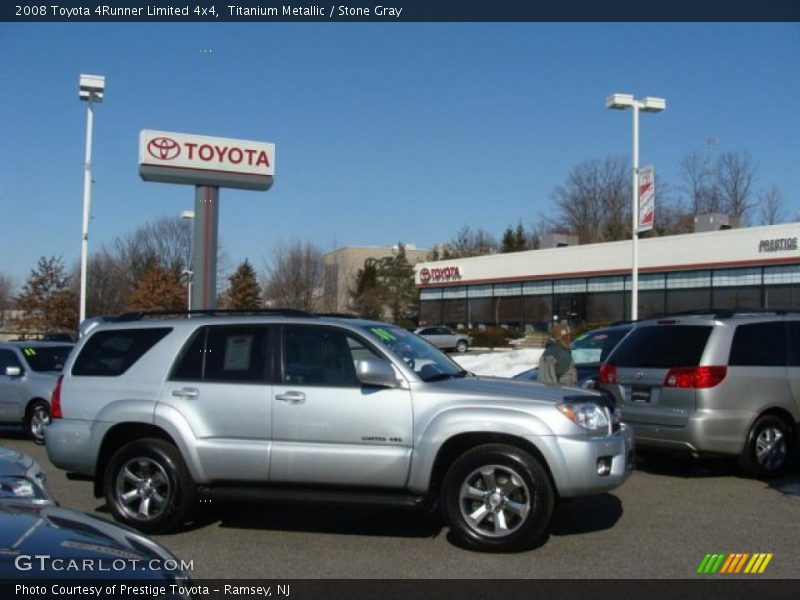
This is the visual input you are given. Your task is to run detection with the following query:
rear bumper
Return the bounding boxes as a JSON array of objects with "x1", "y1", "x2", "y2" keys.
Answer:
[
  {"x1": 530, "y1": 423, "x2": 634, "y2": 498},
  {"x1": 624, "y1": 409, "x2": 752, "y2": 456},
  {"x1": 44, "y1": 419, "x2": 101, "y2": 476}
]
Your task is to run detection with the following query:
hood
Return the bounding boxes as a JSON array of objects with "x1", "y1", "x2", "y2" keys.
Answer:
[
  {"x1": 426, "y1": 374, "x2": 601, "y2": 406},
  {"x1": 0, "y1": 502, "x2": 181, "y2": 580}
]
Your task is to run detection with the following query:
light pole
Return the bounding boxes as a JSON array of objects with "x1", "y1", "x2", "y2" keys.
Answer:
[
  {"x1": 180, "y1": 210, "x2": 195, "y2": 311},
  {"x1": 606, "y1": 93, "x2": 665, "y2": 321},
  {"x1": 78, "y1": 74, "x2": 105, "y2": 324}
]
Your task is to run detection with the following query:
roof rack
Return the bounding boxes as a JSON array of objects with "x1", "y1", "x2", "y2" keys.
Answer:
[
  {"x1": 645, "y1": 308, "x2": 800, "y2": 321},
  {"x1": 112, "y1": 308, "x2": 313, "y2": 322},
  {"x1": 314, "y1": 312, "x2": 361, "y2": 319}
]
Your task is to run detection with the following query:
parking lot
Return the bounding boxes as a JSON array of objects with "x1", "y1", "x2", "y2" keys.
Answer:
[{"x1": 3, "y1": 429, "x2": 799, "y2": 579}]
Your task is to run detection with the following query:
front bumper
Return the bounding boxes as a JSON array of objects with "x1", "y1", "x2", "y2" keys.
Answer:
[{"x1": 531, "y1": 423, "x2": 635, "y2": 498}]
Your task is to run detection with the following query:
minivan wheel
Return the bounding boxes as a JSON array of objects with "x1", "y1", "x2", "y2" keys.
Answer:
[
  {"x1": 455, "y1": 340, "x2": 469, "y2": 353},
  {"x1": 104, "y1": 439, "x2": 196, "y2": 534},
  {"x1": 24, "y1": 400, "x2": 50, "y2": 445},
  {"x1": 441, "y1": 444, "x2": 554, "y2": 552},
  {"x1": 739, "y1": 415, "x2": 793, "y2": 479}
]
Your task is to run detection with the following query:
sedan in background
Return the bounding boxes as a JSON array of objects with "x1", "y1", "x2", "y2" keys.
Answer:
[
  {"x1": 0, "y1": 445, "x2": 54, "y2": 504},
  {"x1": 414, "y1": 326, "x2": 471, "y2": 353},
  {"x1": 0, "y1": 341, "x2": 73, "y2": 443},
  {"x1": 514, "y1": 324, "x2": 634, "y2": 388}
]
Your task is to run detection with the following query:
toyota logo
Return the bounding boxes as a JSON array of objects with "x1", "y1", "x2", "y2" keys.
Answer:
[
  {"x1": 419, "y1": 268, "x2": 431, "y2": 283},
  {"x1": 147, "y1": 137, "x2": 181, "y2": 161}
]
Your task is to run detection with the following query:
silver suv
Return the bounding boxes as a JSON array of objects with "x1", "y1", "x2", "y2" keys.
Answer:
[
  {"x1": 46, "y1": 310, "x2": 632, "y2": 552},
  {"x1": 599, "y1": 312, "x2": 800, "y2": 478},
  {"x1": 0, "y1": 341, "x2": 73, "y2": 443}
]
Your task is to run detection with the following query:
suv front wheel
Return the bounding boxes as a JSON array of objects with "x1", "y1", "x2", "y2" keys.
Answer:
[
  {"x1": 441, "y1": 443, "x2": 554, "y2": 552},
  {"x1": 739, "y1": 414, "x2": 794, "y2": 479},
  {"x1": 103, "y1": 438, "x2": 196, "y2": 534}
]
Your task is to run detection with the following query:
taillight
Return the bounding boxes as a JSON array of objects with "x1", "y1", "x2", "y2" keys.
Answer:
[
  {"x1": 598, "y1": 363, "x2": 619, "y2": 385},
  {"x1": 51, "y1": 375, "x2": 63, "y2": 419},
  {"x1": 664, "y1": 366, "x2": 727, "y2": 389}
]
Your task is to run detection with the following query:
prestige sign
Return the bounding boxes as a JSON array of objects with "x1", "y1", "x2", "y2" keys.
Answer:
[
  {"x1": 758, "y1": 237, "x2": 798, "y2": 253},
  {"x1": 139, "y1": 130, "x2": 275, "y2": 191}
]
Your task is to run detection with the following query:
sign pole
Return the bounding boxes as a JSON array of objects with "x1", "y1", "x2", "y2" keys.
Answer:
[{"x1": 192, "y1": 186, "x2": 219, "y2": 311}]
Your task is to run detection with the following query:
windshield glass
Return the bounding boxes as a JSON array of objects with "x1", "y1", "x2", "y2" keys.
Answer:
[
  {"x1": 20, "y1": 346, "x2": 72, "y2": 372},
  {"x1": 361, "y1": 325, "x2": 466, "y2": 382},
  {"x1": 571, "y1": 329, "x2": 629, "y2": 367}
]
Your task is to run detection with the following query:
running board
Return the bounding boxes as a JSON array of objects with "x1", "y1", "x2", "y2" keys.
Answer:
[{"x1": 198, "y1": 484, "x2": 430, "y2": 510}]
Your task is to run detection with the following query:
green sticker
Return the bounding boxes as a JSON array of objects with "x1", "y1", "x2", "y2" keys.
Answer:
[
  {"x1": 24, "y1": 348, "x2": 37, "y2": 356},
  {"x1": 370, "y1": 327, "x2": 397, "y2": 342}
]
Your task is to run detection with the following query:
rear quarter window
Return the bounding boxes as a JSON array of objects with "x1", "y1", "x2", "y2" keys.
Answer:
[
  {"x1": 607, "y1": 325, "x2": 712, "y2": 368},
  {"x1": 72, "y1": 328, "x2": 172, "y2": 376},
  {"x1": 729, "y1": 322, "x2": 786, "y2": 367}
]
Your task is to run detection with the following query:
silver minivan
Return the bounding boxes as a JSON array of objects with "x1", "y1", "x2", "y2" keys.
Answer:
[{"x1": 599, "y1": 312, "x2": 800, "y2": 478}]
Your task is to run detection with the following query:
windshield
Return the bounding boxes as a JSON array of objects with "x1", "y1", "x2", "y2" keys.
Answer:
[
  {"x1": 570, "y1": 329, "x2": 630, "y2": 367},
  {"x1": 20, "y1": 346, "x2": 72, "y2": 372},
  {"x1": 361, "y1": 325, "x2": 467, "y2": 382}
]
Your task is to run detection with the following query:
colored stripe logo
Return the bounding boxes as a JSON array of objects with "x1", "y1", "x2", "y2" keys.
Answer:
[{"x1": 697, "y1": 553, "x2": 773, "y2": 574}]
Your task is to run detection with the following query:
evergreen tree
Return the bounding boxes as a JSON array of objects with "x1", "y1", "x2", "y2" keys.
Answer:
[
  {"x1": 376, "y1": 244, "x2": 418, "y2": 325},
  {"x1": 349, "y1": 260, "x2": 384, "y2": 320},
  {"x1": 222, "y1": 260, "x2": 262, "y2": 309},
  {"x1": 501, "y1": 220, "x2": 529, "y2": 253},
  {"x1": 125, "y1": 258, "x2": 186, "y2": 313},
  {"x1": 13, "y1": 256, "x2": 78, "y2": 337}
]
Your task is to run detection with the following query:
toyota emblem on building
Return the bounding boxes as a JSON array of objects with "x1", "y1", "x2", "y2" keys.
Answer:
[
  {"x1": 147, "y1": 137, "x2": 181, "y2": 160},
  {"x1": 420, "y1": 268, "x2": 431, "y2": 283}
]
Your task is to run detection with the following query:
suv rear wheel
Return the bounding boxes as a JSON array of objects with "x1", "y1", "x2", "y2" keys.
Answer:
[
  {"x1": 739, "y1": 414, "x2": 793, "y2": 479},
  {"x1": 103, "y1": 438, "x2": 196, "y2": 534},
  {"x1": 441, "y1": 443, "x2": 554, "y2": 552}
]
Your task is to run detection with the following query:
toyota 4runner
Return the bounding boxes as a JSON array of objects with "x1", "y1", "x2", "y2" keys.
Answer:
[{"x1": 46, "y1": 310, "x2": 633, "y2": 552}]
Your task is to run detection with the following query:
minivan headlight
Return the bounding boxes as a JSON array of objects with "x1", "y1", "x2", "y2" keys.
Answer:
[{"x1": 556, "y1": 402, "x2": 610, "y2": 432}]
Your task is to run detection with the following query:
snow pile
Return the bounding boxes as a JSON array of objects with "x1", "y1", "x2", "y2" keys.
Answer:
[{"x1": 451, "y1": 348, "x2": 544, "y2": 378}]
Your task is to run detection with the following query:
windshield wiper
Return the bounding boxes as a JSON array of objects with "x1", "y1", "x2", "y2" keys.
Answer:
[{"x1": 423, "y1": 370, "x2": 471, "y2": 382}]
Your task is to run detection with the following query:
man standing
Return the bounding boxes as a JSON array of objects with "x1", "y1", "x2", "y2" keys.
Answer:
[{"x1": 537, "y1": 323, "x2": 577, "y2": 386}]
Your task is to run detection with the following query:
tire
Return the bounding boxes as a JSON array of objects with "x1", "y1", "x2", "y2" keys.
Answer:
[
  {"x1": 24, "y1": 400, "x2": 50, "y2": 445},
  {"x1": 103, "y1": 438, "x2": 196, "y2": 534},
  {"x1": 455, "y1": 340, "x2": 468, "y2": 353},
  {"x1": 739, "y1": 414, "x2": 794, "y2": 479},
  {"x1": 441, "y1": 443, "x2": 554, "y2": 552}
]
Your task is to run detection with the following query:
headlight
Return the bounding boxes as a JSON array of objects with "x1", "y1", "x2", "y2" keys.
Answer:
[
  {"x1": 0, "y1": 476, "x2": 40, "y2": 499},
  {"x1": 557, "y1": 401, "x2": 610, "y2": 432}
]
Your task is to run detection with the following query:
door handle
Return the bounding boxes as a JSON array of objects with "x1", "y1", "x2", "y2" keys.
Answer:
[
  {"x1": 172, "y1": 387, "x2": 199, "y2": 399},
  {"x1": 275, "y1": 391, "x2": 305, "y2": 404}
]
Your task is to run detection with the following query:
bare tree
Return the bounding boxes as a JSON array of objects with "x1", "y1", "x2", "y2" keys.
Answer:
[
  {"x1": 551, "y1": 157, "x2": 628, "y2": 244},
  {"x1": 716, "y1": 151, "x2": 758, "y2": 226},
  {"x1": 0, "y1": 272, "x2": 15, "y2": 330},
  {"x1": 679, "y1": 151, "x2": 720, "y2": 214},
  {"x1": 759, "y1": 185, "x2": 788, "y2": 225},
  {"x1": 263, "y1": 241, "x2": 324, "y2": 311},
  {"x1": 113, "y1": 216, "x2": 192, "y2": 283}
]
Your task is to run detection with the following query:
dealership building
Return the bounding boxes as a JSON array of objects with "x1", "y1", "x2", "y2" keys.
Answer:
[{"x1": 414, "y1": 221, "x2": 800, "y2": 331}]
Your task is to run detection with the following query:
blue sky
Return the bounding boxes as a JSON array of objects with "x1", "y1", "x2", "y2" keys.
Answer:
[{"x1": 1, "y1": 23, "x2": 799, "y2": 286}]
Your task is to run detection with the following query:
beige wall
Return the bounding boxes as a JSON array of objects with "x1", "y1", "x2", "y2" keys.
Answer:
[{"x1": 324, "y1": 246, "x2": 429, "y2": 313}]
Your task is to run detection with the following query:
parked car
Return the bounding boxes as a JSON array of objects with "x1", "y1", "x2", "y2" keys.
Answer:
[
  {"x1": 0, "y1": 445, "x2": 54, "y2": 504},
  {"x1": 414, "y1": 326, "x2": 471, "y2": 353},
  {"x1": 599, "y1": 311, "x2": 800, "y2": 478},
  {"x1": 0, "y1": 341, "x2": 73, "y2": 443},
  {"x1": 514, "y1": 324, "x2": 634, "y2": 388},
  {"x1": 46, "y1": 310, "x2": 633, "y2": 552}
]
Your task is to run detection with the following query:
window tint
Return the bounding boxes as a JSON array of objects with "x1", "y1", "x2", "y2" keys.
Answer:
[
  {"x1": 729, "y1": 322, "x2": 786, "y2": 367},
  {"x1": 283, "y1": 326, "x2": 375, "y2": 387},
  {"x1": 171, "y1": 329, "x2": 206, "y2": 381},
  {"x1": 72, "y1": 328, "x2": 171, "y2": 376},
  {"x1": 20, "y1": 346, "x2": 72, "y2": 372},
  {"x1": 608, "y1": 325, "x2": 712, "y2": 368},
  {"x1": 204, "y1": 326, "x2": 269, "y2": 383},
  {"x1": 0, "y1": 349, "x2": 22, "y2": 373},
  {"x1": 788, "y1": 322, "x2": 800, "y2": 367}
]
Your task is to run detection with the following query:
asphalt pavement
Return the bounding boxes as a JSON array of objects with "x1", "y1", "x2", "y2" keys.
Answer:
[{"x1": 3, "y1": 429, "x2": 799, "y2": 579}]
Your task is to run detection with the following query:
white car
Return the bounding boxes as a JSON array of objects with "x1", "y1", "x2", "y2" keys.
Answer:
[{"x1": 414, "y1": 326, "x2": 470, "y2": 353}]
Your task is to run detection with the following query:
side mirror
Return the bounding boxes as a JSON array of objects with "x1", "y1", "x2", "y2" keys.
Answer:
[
  {"x1": 5, "y1": 366, "x2": 22, "y2": 378},
  {"x1": 356, "y1": 357, "x2": 400, "y2": 388}
]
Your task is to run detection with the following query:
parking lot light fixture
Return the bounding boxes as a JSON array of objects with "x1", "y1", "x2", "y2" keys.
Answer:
[
  {"x1": 606, "y1": 92, "x2": 666, "y2": 320},
  {"x1": 78, "y1": 74, "x2": 105, "y2": 324}
]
